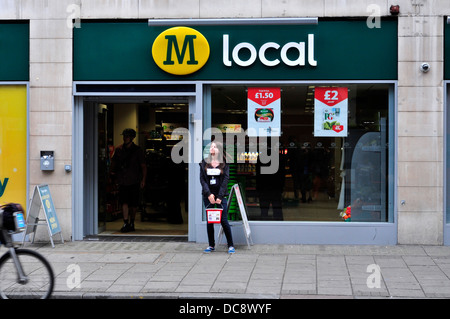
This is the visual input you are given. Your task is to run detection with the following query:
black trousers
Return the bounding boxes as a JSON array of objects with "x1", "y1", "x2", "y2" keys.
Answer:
[{"x1": 204, "y1": 197, "x2": 234, "y2": 248}]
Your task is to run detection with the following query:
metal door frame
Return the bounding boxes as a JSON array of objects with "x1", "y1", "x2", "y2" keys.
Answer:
[{"x1": 72, "y1": 82, "x2": 200, "y2": 241}]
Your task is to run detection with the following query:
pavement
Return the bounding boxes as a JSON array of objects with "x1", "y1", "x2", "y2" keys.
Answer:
[{"x1": 5, "y1": 237, "x2": 450, "y2": 299}]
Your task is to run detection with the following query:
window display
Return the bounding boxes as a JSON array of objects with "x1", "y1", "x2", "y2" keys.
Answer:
[{"x1": 208, "y1": 83, "x2": 393, "y2": 223}]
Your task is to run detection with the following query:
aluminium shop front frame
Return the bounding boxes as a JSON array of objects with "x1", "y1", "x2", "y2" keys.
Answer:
[
  {"x1": 72, "y1": 80, "x2": 398, "y2": 245},
  {"x1": 72, "y1": 18, "x2": 398, "y2": 244},
  {"x1": 72, "y1": 81, "x2": 200, "y2": 241}
]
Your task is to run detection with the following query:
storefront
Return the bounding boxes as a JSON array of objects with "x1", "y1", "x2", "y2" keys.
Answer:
[
  {"x1": 72, "y1": 17, "x2": 398, "y2": 244},
  {"x1": 0, "y1": 21, "x2": 29, "y2": 210}
]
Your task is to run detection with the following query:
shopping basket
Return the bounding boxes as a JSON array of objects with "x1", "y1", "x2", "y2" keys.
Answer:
[{"x1": 206, "y1": 204, "x2": 223, "y2": 224}]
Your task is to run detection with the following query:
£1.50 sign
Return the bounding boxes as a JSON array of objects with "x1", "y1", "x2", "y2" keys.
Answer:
[
  {"x1": 247, "y1": 87, "x2": 281, "y2": 137},
  {"x1": 314, "y1": 87, "x2": 348, "y2": 137}
]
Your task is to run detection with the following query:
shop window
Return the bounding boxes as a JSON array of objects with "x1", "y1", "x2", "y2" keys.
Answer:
[{"x1": 205, "y1": 83, "x2": 394, "y2": 223}]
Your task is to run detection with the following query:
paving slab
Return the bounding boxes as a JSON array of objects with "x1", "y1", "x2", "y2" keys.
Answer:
[{"x1": 3, "y1": 240, "x2": 450, "y2": 299}]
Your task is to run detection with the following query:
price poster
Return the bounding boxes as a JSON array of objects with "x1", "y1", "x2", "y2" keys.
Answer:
[
  {"x1": 247, "y1": 87, "x2": 281, "y2": 137},
  {"x1": 314, "y1": 87, "x2": 348, "y2": 137}
]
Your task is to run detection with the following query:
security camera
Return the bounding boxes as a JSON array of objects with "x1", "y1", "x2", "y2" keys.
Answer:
[{"x1": 420, "y1": 63, "x2": 430, "y2": 73}]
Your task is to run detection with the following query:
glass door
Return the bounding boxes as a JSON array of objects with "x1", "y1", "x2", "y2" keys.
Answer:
[{"x1": 97, "y1": 104, "x2": 109, "y2": 233}]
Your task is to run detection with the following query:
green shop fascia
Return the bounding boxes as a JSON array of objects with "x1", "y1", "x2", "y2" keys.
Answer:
[{"x1": 74, "y1": 18, "x2": 397, "y2": 81}]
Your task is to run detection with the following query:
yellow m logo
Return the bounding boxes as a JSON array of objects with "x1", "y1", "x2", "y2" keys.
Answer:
[{"x1": 152, "y1": 27, "x2": 210, "y2": 75}]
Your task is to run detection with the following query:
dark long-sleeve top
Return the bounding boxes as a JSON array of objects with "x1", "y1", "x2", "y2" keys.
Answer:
[{"x1": 199, "y1": 159, "x2": 229, "y2": 200}]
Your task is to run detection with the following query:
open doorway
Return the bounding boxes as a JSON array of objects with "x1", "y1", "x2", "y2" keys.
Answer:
[{"x1": 96, "y1": 100, "x2": 189, "y2": 236}]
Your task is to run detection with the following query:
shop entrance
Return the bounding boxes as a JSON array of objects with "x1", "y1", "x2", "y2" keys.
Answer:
[{"x1": 84, "y1": 97, "x2": 189, "y2": 238}]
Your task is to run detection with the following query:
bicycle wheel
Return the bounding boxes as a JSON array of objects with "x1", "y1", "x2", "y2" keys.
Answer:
[{"x1": 0, "y1": 248, "x2": 54, "y2": 299}]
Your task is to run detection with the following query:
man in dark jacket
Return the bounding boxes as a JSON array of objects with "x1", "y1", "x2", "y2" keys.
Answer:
[
  {"x1": 256, "y1": 148, "x2": 285, "y2": 221},
  {"x1": 111, "y1": 128, "x2": 147, "y2": 232}
]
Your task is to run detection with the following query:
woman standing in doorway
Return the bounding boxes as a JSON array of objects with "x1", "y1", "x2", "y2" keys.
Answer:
[{"x1": 199, "y1": 141, "x2": 235, "y2": 254}]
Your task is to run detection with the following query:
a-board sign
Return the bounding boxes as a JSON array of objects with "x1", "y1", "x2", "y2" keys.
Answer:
[
  {"x1": 218, "y1": 183, "x2": 253, "y2": 248},
  {"x1": 231, "y1": 184, "x2": 251, "y2": 238},
  {"x1": 23, "y1": 184, "x2": 63, "y2": 247}
]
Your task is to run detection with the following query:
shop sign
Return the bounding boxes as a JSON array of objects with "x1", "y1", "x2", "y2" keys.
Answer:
[
  {"x1": 223, "y1": 34, "x2": 317, "y2": 67},
  {"x1": 0, "y1": 22, "x2": 29, "y2": 81},
  {"x1": 314, "y1": 87, "x2": 348, "y2": 137},
  {"x1": 25, "y1": 184, "x2": 64, "y2": 247},
  {"x1": 37, "y1": 185, "x2": 62, "y2": 235},
  {"x1": 152, "y1": 26, "x2": 210, "y2": 75},
  {"x1": 247, "y1": 87, "x2": 281, "y2": 137},
  {"x1": 74, "y1": 20, "x2": 398, "y2": 81},
  {"x1": 445, "y1": 20, "x2": 450, "y2": 79},
  {"x1": 152, "y1": 28, "x2": 316, "y2": 75}
]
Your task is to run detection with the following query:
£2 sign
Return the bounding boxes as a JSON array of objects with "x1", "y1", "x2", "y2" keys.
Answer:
[
  {"x1": 314, "y1": 87, "x2": 348, "y2": 106},
  {"x1": 314, "y1": 87, "x2": 348, "y2": 137}
]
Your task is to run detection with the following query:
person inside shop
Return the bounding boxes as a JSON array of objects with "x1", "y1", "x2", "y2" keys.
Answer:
[
  {"x1": 110, "y1": 128, "x2": 147, "y2": 233},
  {"x1": 199, "y1": 140, "x2": 235, "y2": 254},
  {"x1": 300, "y1": 143, "x2": 313, "y2": 203},
  {"x1": 166, "y1": 157, "x2": 185, "y2": 224},
  {"x1": 256, "y1": 143, "x2": 285, "y2": 221},
  {"x1": 311, "y1": 144, "x2": 332, "y2": 201}
]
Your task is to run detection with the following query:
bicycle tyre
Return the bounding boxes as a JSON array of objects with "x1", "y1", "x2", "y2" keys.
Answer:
[{"x1": 0, "y1": 248, "x2": 55, "y2": 299}]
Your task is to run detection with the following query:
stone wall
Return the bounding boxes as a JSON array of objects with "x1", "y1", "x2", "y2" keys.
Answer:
[{"x1": 0, "y1": 0, "x2": 448, "y2": 244}]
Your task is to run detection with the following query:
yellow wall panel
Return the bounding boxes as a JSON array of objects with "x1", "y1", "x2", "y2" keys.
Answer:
[{"x1": 0, "y1": 85, "x2": 27, "y2": 208}]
